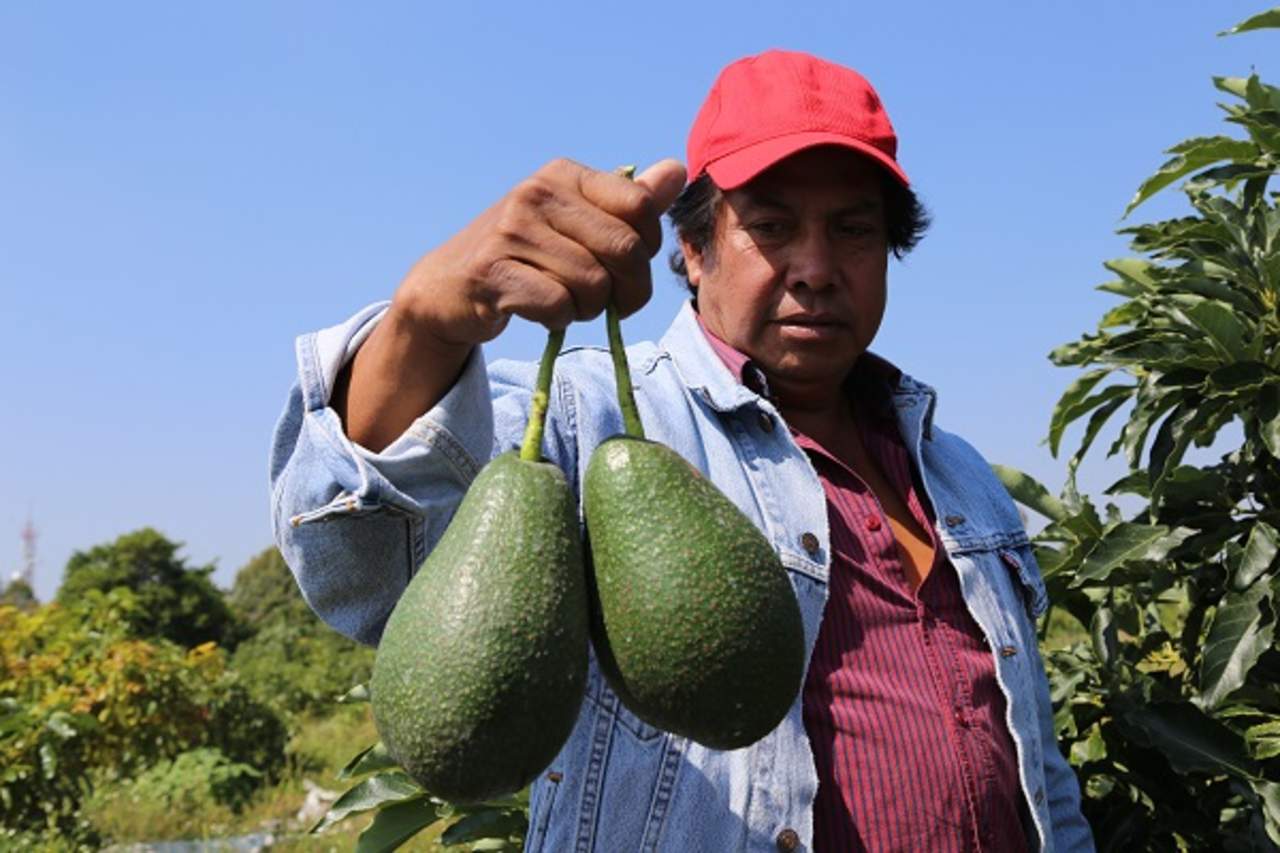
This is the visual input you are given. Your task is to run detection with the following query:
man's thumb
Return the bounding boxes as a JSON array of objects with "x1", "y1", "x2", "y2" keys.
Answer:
[{"x1": 635, "y1": 159, "x2": 688, "y2": 213}]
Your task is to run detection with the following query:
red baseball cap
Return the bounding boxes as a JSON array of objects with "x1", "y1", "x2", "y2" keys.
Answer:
[{"x1": 686, "y1": 50, "x2": 909, "y2": 190}]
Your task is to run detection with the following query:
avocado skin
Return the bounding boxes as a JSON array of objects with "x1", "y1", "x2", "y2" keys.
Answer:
[
  {"x1": 371, "y1": 451, "x2": 587, "y2": 802},
  {"x1": 583, "y1": 436, "x2": 806, "y2": 750}
]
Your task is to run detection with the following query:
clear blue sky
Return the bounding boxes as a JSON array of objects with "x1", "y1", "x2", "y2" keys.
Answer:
[{"x1": 1, "y1": 2, "x2": 1272, "y2": 600}]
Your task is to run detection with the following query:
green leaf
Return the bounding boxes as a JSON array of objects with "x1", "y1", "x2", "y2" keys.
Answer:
[
  {"x1": 1075, "y1": 523, "x2": 1192, "y2": 584},
  {"x1": 1198, "y1": 578, "x2": 1275, "y2": 709},
  {"x1": 355, "y1": 797, "x2": 442, "y2": 853},
  {"x1": 1097, "y1": 279, "x2": 1145, "y2": 298},
  {"x1": 337, "y1": 683, "x2": 371, "y2": 704},
  {"x1": 312, "y1": 771, "x2": 424, "y2": 833},
  {"x1": 1215, "y1": 76, "x2": 1251, "y2": 98},
  {"x1": 44, "y1": 712, "x2": 78, "y2": 740},
  {"x1": 1121, "y1": 701, "x2": 1256, "y2": 779},
  {"x1": 338, "y1": 742, "x2": 399, "y2": 781},
  {"x1": 1208, "y1": 362, "x2": 1272, "y2": 395},
  {"x1": 1104, "y1": 258, "x2": 1162, "y2": 289},
  {"x1": 1097, "y1": 300, "x2": 1145, "y2": 329},
  {"x1": 1090, "y1": 605, "x2": 1117, "y2": 665},
  {"x1": 440, "y1": 808, "x2": 529, "y2": 845},
  {"x1": 1178, "y1": 300, "x2": 1251, "y2": 361},
  {"x1": 1125, "y1": 137, "x2": 1260, "y2": 215},
  {"x1": 1246, "y1": 720, "x2": 1280, "y2": 760},
  {"x1": 469, "y1": 840, "x2": 521, "y2": 852},
  {"x1": 1050, "y1": 381, "x2": 1134, "y2": 458},
  {"x1": 1260, "y1": 385, "x2": 1280, "y2": 457},
  {"x1": 1104, "y1": 470, "x2": 1149, "y2": 497},
  {"x1": 1159, "y1": 465, "x2": 1231, "y2": 510},
  {"x1": 1054, "y1": 384, "x2": 1136, "y2": 458},
  {"x1": 1148, "y1": 401, "x2": 1219, "y2": 494},
  {"x1": 1237, "y1": 522, "x2": 1280, "y2": 590},
  {"x1": 1169, "y1": 269, "x2": 1265, "y2": 317},
  {"x1": 990, "y1": 465, "x2": 1069, "y2": 523},
  {"x1": 1253, "y1": 779, "x2": 1280, "y2": 848},
  {"x1": 38, "y1": 743, "x2": 57, "y2": 779},
  {"x1": 1048, "y1": 369, "x2": 1109, "y2": 455},
  {"x1": 1221, "y1": 9, "x2": 1280, "y2": 36},
  {"x1": 1067, "y1": 395, "x2": 1129, "y2": 475}
]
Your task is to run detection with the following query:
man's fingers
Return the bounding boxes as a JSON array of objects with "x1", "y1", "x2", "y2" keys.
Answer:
[
  {"x1": 486, "y1": 259, "x2": 580, "y2": 331},
  {"x1": 576, "y1": 165, "x2": 666, "y2": 256},
  {"x1": 635, "y1": 159, "x2": 687, "y2": 216}
]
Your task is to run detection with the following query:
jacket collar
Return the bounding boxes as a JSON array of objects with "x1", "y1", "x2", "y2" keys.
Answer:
[{"x1": 659, "y1": 299, "x2": 939, "y2": 438}]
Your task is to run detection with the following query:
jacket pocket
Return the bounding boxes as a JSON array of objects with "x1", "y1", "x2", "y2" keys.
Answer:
[
  {"x1": 288, "y1": 490, "x2": 413, "y2": 526},
  {"x1": 998, "y1": 545, "x2": 1048, "y2": 621}
]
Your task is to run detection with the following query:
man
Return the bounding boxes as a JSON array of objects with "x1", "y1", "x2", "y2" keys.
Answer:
[{"x1": 270, "y1": 50, "x2": 1093, "y2": 851}]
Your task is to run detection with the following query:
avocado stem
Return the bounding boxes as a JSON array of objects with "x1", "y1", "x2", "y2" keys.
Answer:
[
  {"x1": 519, "y1": 327, "x2": 566, "y2": 462},
  {"x1": 606, "y1": 302, "x2": 645, "y2": 439},
  {"x1": 605, "y1": 165, "x2": 646, "y2": 440}
]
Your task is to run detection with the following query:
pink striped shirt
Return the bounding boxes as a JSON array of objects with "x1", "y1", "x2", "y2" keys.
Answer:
[{"x1": 697, "y1": 318, "x2": 1028, "y2": 852}]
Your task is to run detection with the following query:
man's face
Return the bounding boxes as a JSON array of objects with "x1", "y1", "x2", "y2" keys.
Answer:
[{"x1": 681, "y1": 146, "x2": 890, "y2": 394}]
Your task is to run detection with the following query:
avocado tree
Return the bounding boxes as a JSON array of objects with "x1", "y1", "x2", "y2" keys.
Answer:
[
  {"x1": 57, "y1": 528, "x2": 240, "y2": 650},
  {"x1": 996, "y1": 9, "x2": 1280, "y2": 850}
]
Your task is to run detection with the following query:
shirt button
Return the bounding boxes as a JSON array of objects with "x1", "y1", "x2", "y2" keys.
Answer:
[
  {"x1": 865, "y1": 515, "x2": 882, "y2": 532},
  {"x1": 776, "y1": 828, "x2": 800, "y2": 851},
  {"x1": 945, "y1": 514, "x2": 966, "y2": 527},
  {"x1": 1000, "y1": 645, "x2": 1018, "y2": 657},
  {"x1": 1034, "y1": 788, "x2": 1045, "y2": 805},
  {"x1": 800, "y1": 532, "x2": 820, "y2": 555},
  {"x1": 757, "y1": 411, "x2": 775, "y2": 433}
]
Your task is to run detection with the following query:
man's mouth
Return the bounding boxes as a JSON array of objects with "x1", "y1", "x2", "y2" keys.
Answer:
[{"x1": 774, "y1": 314, "x2": 844, "y2": 328}]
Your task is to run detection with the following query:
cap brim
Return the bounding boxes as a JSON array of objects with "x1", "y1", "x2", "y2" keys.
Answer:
[{"x1": 704, "y1": 131, "x2": 910, "y2": 190}]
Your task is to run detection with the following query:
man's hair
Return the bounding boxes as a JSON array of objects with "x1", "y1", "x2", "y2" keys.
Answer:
[{"x1": 666, "y1": 169, "x2": 931, "y2": 292}]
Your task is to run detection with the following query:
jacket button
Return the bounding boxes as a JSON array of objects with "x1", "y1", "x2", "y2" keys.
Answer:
[
  {"x1": 945, "y1": 514, "x2": 966, "y2": 527},
  {"x1": 1034, "y1": 788, "x2": 1045, "y2": 805},
  {"x1": 800, "y1": 532, "x2": 820, "y2": 555},
  {"x1": 758, "y1": 411, "x2": 775, "y2": 433},
  {"x1": 776, "y1": 828, "x2": 800, "y2": 851}
]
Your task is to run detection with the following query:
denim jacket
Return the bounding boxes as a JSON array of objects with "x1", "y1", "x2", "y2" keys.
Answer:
[{"x1": 270, "y1": 300, "x2": 1094, "y2": 852}]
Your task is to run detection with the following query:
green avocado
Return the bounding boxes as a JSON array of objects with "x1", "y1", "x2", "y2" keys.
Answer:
[
  {"x1": 370, "y1": 450, "x2": 588, "y2": 802},
  {"x1": 583, "y1": 435, "x2": 806, "y2": 750}
]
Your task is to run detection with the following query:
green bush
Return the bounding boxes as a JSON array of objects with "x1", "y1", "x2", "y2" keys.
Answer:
[
  {"x1": 1000, "y1": 8, "x2": 1280, "y2": 850},
  {"x1": 56, "y1": 528, "x2": 241, "y2": 650},
  {"x1": 228, "y1": 548, "x2": 373, "y2": 717},
  {"x1": 0, "y1": 588, "x2": 286, "y2": 837},
  {"x1": 111, "y1": 747, "x2": 261, "y2": 812}
]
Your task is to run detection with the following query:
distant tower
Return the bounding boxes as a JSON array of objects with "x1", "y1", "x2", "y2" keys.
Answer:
[{"x1": 16, "y1": 516, "x2": 37, "y2": 588}]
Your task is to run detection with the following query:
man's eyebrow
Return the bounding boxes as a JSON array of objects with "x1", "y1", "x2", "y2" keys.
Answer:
[
  {"x1": 737, "y1": 191, "x2": 791, "y2": 211},
  {"x1": 832, "y1": 199, "x2": 883, "y2": 215}
]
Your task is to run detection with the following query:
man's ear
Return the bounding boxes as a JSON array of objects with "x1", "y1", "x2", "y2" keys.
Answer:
[{"x1": 679, "y1": 236, "x2": 704, "y2": 289}]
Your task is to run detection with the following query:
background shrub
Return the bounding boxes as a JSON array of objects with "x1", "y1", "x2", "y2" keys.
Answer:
[
  {"x1": 228, "y1": 547, "x2": 373, "y2": 718},
  {"x1": 0, "y1": 588, "x2": 286, "y2": 837}
]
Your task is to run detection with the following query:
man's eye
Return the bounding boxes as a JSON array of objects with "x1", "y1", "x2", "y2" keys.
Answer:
[
  {"x1": 837, "y1": 221, "x2": 869, "y2": 234},
  {"x1": 748, "y1": 221, "x2": 788, "y2": 237}
]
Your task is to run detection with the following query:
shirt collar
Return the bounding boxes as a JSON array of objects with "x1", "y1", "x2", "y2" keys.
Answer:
[{"x1": 658, "y1": 300, "x2": 939, "y2": 436}]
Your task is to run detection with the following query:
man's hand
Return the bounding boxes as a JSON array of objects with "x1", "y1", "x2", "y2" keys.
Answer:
[{"x1": 337, "y1": 158, "x2": 687, "y2": 452}]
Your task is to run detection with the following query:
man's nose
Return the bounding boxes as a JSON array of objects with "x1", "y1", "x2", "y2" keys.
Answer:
[{"x1": 784, "y1": 227, "x2": 838, "y2": 292}]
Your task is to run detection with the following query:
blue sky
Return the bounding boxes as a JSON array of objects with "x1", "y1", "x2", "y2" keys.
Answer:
[{"x1": 1, "y1": 2, "x2": 1272, "y2": 599}]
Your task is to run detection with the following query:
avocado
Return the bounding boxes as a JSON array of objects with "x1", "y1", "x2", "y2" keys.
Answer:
[
  {"x1": 583, "y1": 435, "x2": 806, "y2": 750},
  {"x1": 370, "y1": 450, "x2": 588, "y2": 802}
]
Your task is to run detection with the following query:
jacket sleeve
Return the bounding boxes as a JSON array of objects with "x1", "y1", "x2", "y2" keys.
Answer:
[{"x1": 267, "y1": 302, "x2": 577, "y2": 646}]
